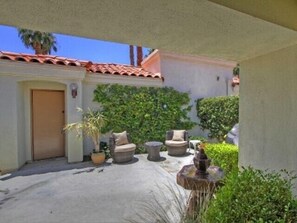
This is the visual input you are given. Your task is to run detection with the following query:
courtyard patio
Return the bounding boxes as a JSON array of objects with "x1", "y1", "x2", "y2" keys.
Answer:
[{"x1": 0, "y1": 151, "x2": 194, "y2": 223}]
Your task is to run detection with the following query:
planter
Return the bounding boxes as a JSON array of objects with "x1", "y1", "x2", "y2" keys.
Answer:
[{"x1": 91, "y1": 152, "x2": 105, "y2": 165}]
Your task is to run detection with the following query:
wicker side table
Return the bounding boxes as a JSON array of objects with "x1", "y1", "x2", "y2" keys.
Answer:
[{"x1": 144, "y1": 141, "x2": 163, "y2": 161}]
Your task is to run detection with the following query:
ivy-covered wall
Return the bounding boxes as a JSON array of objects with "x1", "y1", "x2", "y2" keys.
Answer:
[
  {"x1": 93, "y1": 84, "x2": 195, "y2": 151},
  {"x1": 196, "y1": 96, "x2": 239, "y2": 141}
]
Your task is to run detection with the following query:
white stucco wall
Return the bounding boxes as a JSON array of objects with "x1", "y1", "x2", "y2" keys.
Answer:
[
  {"x1": 0, "y1": 60, "x2": 163, "y2": 172},
  {"x1": 17, "y1": 82, "x2": 26, "y2": 167},
  {"x1": 0, "y1": 61, "x2": 85, "y2": 173},
  {"x1": 239, "y1": 44, "x2": 297, "y2": 175},
  {"x1": 143, "y1": 51, "x2": 237, "y2": 137},
  {"x1": 0, "y1": 76, "x2": 19, "y2": 173}
]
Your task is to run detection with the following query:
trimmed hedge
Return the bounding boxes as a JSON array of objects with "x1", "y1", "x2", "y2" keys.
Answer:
[
  {"x1": 197, "y1": 96, "x2": 239, "y2": 141},
  {"x1": 205, "y1": 143, "x2": 238, "y2": 176},
  {"x1": 93, "y1": 84, "x2": 195, "y2": 151},
  {"x1": 204, "y1": 167, "x2": 297, "y2": 222}
]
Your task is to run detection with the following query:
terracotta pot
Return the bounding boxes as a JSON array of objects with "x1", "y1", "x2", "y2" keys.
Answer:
[{"x1": 91, "y1": 152, "x2": 105, "y2": 165}]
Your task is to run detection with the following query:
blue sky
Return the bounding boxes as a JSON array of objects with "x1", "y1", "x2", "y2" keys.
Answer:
[{"x1": 0, "y1": 25, "x2": 150, "y2": 65}]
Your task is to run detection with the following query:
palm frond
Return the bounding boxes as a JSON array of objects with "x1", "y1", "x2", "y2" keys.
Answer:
[{"x1": 17, "y1": 28, "x2": 58, "y2": 54}]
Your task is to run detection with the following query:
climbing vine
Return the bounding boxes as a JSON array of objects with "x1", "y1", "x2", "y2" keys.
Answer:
[{"x1": 93, "y1": 84, "x2": 195, "y2": 150}]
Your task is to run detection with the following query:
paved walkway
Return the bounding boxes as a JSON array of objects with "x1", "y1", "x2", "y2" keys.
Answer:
[{"x1": 0, "y1": 151, "x2": 194, "y2": 223}]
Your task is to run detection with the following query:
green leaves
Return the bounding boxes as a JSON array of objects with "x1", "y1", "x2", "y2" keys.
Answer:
[
  {"x1": 64, "y1": 108, "x2": 105, "y2": 152},
  {"x1": 17, "y1": 28, "x2": 58, "y2": 54},
  {"x1": 197, "y1": 96, "x2": 239, "y2": 141},
  {"x1": 93, "y1": 84, "x2": 195, "y2": 152},
  {"x1": 205, "y1": 167, "x2": 297, "y2": 223},
  {"x1": 206, "y1": 143, "x2": 238, "y2": 176}
]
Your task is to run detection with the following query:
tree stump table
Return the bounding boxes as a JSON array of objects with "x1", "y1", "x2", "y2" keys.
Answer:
[
  {"x1": 176, "y1": 164, "x2": 224, "y2": 216},
  {"x1": 144, "y1": 141, "x2": 163, "y2": 161}
]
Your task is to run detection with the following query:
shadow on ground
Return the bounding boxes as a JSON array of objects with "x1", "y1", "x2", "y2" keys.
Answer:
[
  {"x1": 0, "y1": 150, "x2": 195, "y2": 181},
  {"x1": 0, "y1": 159, "x2": 112, "y2": 181},
  {"x1": 113, "y1": 157, "x2": 139, "y2": 165}
]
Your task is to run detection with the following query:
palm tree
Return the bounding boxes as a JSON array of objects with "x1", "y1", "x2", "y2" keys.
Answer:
[
  {"x1": 136, "y1": 46, "x2": 143, "y2": 66},
  {"x1": 129, "y1": 45, "x2": 143, "y2": 66},
  {"x1": 17, "y1": 28, "x2": 58, "y2": 55},
  {"x1": 129, "y1": 45, "x2": 135, "y2": 66}
]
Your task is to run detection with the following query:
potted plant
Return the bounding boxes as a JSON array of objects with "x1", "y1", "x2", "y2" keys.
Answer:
[{"x1": 64, "y1": 107, "x2": 106, "y2": 165}]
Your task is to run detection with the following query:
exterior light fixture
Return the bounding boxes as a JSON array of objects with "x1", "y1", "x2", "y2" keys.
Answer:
[{"x1": 70, "y1": 83, "x2": 78, "y2": 98}]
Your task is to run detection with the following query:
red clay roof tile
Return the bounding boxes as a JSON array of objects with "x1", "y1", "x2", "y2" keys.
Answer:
[{"x1": 0, "y1": 51, "x2": 162, "y2": 79}]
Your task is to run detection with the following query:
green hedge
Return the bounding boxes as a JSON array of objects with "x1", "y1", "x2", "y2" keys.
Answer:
[
  {"x1": 206, "y1": 143, "x2": 238, "y2": 176},
  {"x1": 93, "y1": 84, "x2": 195, "y2": 151},
  {"x1": 204, "y1": 167, "x2": 297, "y2": 222},
  {"x1": 197, "y1": 96, "x2": 239, "y2": 141}
]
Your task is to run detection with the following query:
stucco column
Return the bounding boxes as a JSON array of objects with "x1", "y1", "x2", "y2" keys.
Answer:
[
  {"x1": 0, "y1": 77, "x2": 19, "y2": 173},
  {"x1": 66, "y1": 81, "x2": 83, "y2": 163},
  {"x1": 239, "y1": 44, "x2": 297, "y2": 174}
]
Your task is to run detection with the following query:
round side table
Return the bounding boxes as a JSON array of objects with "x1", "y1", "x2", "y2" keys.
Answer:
[
  {"x1": 189, "y1": 140, "x2": 201, "y2": 150},
  {"x1": 144, "y1": 141, "x2": 163, "y2": 161}
]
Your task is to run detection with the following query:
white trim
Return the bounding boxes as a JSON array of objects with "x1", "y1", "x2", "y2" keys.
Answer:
[
  {"x1": 141, "y1": 49, "x2": 159, "y2": 65},
  {"x1": 84, "y1": 73, "x2": 163, "y2": 87},
  {"x1": 0, "y1": 60, "x2": 85, "y2": 80}
]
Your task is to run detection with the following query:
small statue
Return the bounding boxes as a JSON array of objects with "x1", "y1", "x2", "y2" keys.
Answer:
[{"x1": 193, "y1": 145, "x2": 211, "y2": 177}]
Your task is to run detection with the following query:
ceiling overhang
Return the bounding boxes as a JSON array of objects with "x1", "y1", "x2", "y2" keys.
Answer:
[
  {"x1": 209, "y1": 0, "x2": 297, "y2": 32},
  {"x1": 0, "y1": 0, "x2": 296, "y2": 62}
]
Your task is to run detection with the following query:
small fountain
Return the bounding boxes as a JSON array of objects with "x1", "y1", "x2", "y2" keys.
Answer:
[
  {"x1": 193, "y1": 147, "x2": 211, "y2": 177},
  {"x1": 176, "y1": 144, "x2": 224, "y2": 215}
]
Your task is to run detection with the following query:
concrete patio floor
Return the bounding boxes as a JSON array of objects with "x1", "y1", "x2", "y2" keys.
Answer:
[{"x1": 0, "y1": 150, "x2": 194, "y2": 223}]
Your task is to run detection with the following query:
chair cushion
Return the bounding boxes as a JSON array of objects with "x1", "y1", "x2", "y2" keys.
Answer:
[
  {"x1": 115, "y1": 143, "x2": 136, "y2": 153},
  {"x1": 165, "y1": 140, "x2": 187, "y2": 147},
  {"x1": 172, "y1": 130, "x2": 185, "y2": 141},
  {"x1": 113, "y1": 131, "x2": 129, "y2": 146}
]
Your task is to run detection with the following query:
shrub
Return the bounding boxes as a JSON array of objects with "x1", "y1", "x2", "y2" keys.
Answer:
[
  {"x1": 93, "y1": 84, "x2": 195, "y2": 152},
  {"x1": 204, "y1": 167, "x2": 297, "y2": 223},
  {"x1": 205, "y1": 143, "x2": 238, "y2": 176},
  {"x1": 196, "y1": 96, "x2": 239, "y2": 141}
]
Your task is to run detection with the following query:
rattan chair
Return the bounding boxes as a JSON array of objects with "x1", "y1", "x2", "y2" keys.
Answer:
[
  {"x1": 109, "y1": 132, "x2": 136, "y2": 163},
  {"x1": 165, "y1": 130, "x2": 189, "y2": 156}
]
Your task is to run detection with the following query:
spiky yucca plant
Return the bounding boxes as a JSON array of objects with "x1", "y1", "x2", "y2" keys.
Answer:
[
  {"x1": 127, "y1": 181, "x2": 214, "y2": 223},
  {"x1": 64, "y1": 108, "x2": 105, "y2": 153}
]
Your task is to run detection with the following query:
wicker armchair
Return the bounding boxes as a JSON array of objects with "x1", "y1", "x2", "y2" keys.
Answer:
[
  {"x1": 109, "y1": 132, "x2": 136, "y2": 163},
  {"x1": 165, "y1": 130, "x2": 189, "y2": 156}
]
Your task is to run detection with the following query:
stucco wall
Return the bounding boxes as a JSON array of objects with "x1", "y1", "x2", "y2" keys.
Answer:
[
  {"x1": 0, "y1": 61, "x2": 85, "y2": 172},
  {"x1": 17, "y1": 82, "x2": 26, "y2": 167},
  {"x1": 239, "y1": 44, "x2": 297, "y2": 174},
  {"x1": 0, "y1": 59, "x2": 163, "y2": 172},
  {"x1": 0, "y1": 76, "x2": 19, "y2": 173},
  {"x1": 144, "y1": 51, "x2": 236, "y2": 137}
]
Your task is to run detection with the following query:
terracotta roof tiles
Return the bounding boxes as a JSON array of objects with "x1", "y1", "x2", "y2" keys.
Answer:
[
  {"x1": 86, "y1": 63, "x2": 159, "y2": 78},
  {"x1": 0, "y1": 51, "x2": 162, "y2": 79}
]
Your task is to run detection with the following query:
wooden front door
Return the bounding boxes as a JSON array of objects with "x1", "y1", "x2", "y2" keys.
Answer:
[{"x1": 32, "y1": 90, "x2": 65, "y2": 160}]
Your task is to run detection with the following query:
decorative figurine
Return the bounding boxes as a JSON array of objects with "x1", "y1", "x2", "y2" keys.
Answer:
[{"x1": 193, "y1": 144, "x2": 211, "y2": 177}]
